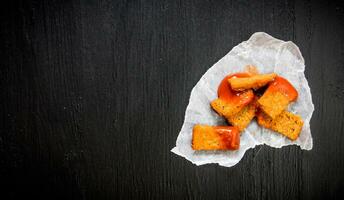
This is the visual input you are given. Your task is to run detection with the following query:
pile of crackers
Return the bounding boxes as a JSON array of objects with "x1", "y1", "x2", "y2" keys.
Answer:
[{"x1": 192, "y1": 69, "x2": 304, "y2": 151}]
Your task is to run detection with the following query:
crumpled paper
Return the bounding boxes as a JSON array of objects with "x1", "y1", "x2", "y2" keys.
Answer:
[{"x1": 171, "y1": 32, "x2": 314, "y2": 167}]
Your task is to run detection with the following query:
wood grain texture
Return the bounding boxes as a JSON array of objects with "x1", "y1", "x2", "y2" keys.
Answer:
[{"x1": 1, "y1": 0, "x2": 344, "y2": 199}]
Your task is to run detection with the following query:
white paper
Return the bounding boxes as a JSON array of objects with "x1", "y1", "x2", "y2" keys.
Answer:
[{"x1": 171, "y1": 32, "x2": 314, "y2": 167}]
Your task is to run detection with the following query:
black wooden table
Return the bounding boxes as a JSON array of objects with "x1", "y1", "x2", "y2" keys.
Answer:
[{"x1": 1, "y1": 0, "x2": 344, "y2": 199}]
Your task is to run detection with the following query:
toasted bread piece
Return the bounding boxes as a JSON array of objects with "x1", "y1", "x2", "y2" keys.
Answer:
[
  {"x1": 228, "y1": 73, "x2": 277, "y2": 91},
  {"x1": 192, "y1": 125, "x2": 240, "y2": 150},
  {"x1": 258, "y1": 91, "x2": 289, "y2": 119},
  {"x1": 227, "y1": 100, "x2": 257, "y2": 131},
  {"x1": 210, "y1": 73, "x2": 254, "y2": 118},
  {"x1": 256, "y1": 111, "x2": 273, "y2": 129},
  {"x1": 212, "y1": 72, "x2": 254, "y2": 118},
  {"x1": 212, "y1": 72, "x2": 255, "y2": 130},
  {"x1": 211, "y1": 98, "x2": 248, "y2": 119},
  {"x1": 257, "y1": 110, "x2": 304, "y2": 141},
  {"x1": 257, "y1": 76, "x2": 298, "y2": 119}
]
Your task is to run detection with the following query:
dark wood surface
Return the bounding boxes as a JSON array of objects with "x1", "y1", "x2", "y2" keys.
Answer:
[{"x1": 1, "y1": 0, "x2": 344, "y2": 199}]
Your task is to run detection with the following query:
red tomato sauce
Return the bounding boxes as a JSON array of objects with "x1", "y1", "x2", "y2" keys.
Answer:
[
  {"x1": 214, "y1": 126, "x2": 240, "y2": 150},
  {"x1": 217, "y1": 73, "x2": 254, "y2": 105},
  {"x1": 266, "y1": 76, "x2": 298, "y2": 101}
]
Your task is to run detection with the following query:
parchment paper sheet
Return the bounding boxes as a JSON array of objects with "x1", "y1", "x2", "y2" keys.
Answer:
[{"x1": 171, "y1": 32, "x2": 314, "y2": 167}]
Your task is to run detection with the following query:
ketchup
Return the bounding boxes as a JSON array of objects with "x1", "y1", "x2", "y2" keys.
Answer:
[
  {"x1": 214, "y1": 126, "x2": 240, "y2": 150},
  {"x1": 217, "y1": 73, "x2": 254, "y2": 105},
  {"x1": 265, "y1": 76, "x2": 298, "y2": 101}
]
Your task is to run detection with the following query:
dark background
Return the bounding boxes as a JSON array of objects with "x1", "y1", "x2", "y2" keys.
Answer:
[{"x1": 1, "y1": 0, "x2": 344, "y2": 199}]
